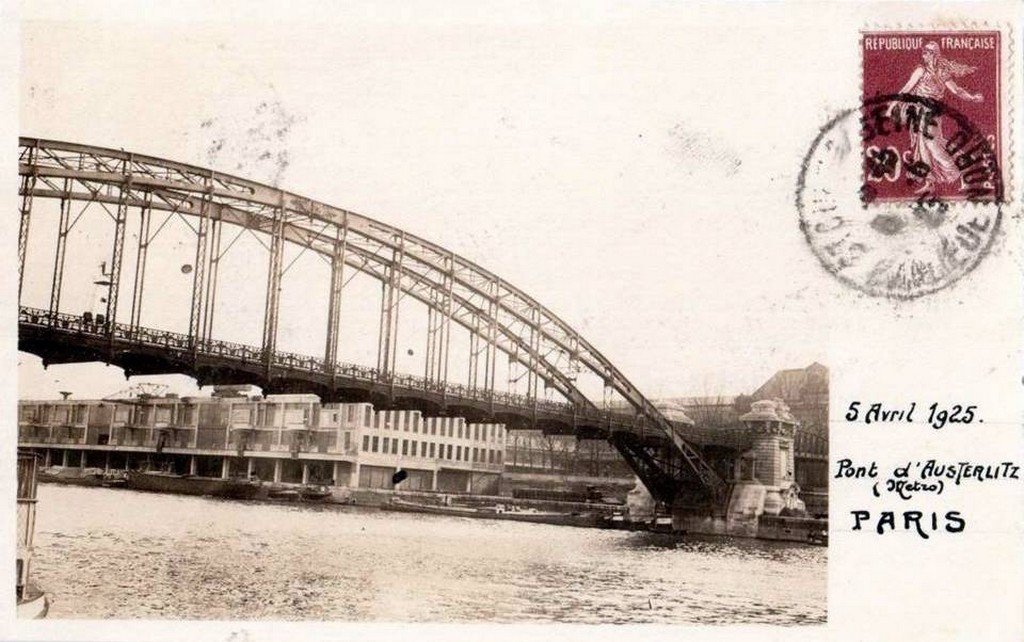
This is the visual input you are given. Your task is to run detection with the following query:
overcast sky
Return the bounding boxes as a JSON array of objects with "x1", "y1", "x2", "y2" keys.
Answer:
[{"x1": 17, "y1": 3, "x2": 876, "y2": 401}]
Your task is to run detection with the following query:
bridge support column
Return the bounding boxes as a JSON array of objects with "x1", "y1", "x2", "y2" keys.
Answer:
[
  {"x1": 104, "y1": 183, "x2": 130, "y2": 333},
  {"x1": 104, "y1": 451, "x2": 110, "y2": 472},
  {"x1": 18, "y1": 155, "x2": 39, "y2": 302},
  {"x1": 188, "y1": 189, "x2": 212, "y2": 352},
  {"x1": 301, "y1": 462, "x2": 309, "y2": 485},
  {"x1": 247, "y1": 458, "x2": 255, "y2": 478},
  {"x1": 324, "y1": 213, "x2": 348, "y2": 371},
  {"x1": 431, "y1": 468, "x2": 438, "y2": 491},
  {"x1": 189, "y1": 456, "x2": 198, "y2": 475},
  {"x1": 48, "y1": 182, "x2": 72, "y2": 318},
  {"x1": 273, "y1": 459, "x2": 282, "y2": 483},
  {"x1": 128, "y1": 193, "x2": 152, "y2": 335},
  {"x1": 201, "y1": 219, "x2": 222, "y2": 348},
  {"x1": 261, "y1": 205, "x2": 285, "y2": 374},
  {"x1": 376, "y1": 237, "x2": 404, "y2": 385},
  {"x1": 350, "y1": 462, "x2": 360, "y2": 488},
  {"x1": 221, "y1": 458, "x2": 230, "y2": 479},
  {"x1": 61, "y1": 450, "x2": 69, "y2": 467},
  {"x1": 332, "y1": 461, "x2": 343, "y2": 487}
]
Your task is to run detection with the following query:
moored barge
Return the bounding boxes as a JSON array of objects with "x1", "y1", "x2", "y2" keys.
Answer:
[
  {"x1": 125, "y1": 470, "x2": 262, "y2": 499},
  {"x1": 39, "y1": 466, "x2": 125, "y2": 488}
]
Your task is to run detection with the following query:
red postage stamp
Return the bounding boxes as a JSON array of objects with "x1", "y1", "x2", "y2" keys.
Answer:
[{"x1": 861, "y1": 31, "x2": 1002, "y2": 204}]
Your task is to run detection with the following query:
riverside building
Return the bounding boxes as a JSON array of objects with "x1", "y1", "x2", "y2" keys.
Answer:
[{"x1": 18, "y1": 386, "x2": 505, "y2": 494}]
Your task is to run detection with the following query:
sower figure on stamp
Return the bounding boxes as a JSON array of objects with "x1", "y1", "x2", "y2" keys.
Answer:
[{"x1": 891, "y1": 42, "x2": 983, "y2": 194}]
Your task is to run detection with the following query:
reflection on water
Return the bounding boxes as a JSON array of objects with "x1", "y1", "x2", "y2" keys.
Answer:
[{"x1": 31, "y1": 485, "x2": 826, "y2": 623}]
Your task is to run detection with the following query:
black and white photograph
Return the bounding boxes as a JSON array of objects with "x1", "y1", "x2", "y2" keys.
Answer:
[{"x1": 5, "y1": 2, "x2": 1024, "y2": 641}]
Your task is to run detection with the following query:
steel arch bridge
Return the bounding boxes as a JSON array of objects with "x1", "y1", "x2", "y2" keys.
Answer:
[{"x1": 17, "y1": 137, "x2": 726, "y2": 505}]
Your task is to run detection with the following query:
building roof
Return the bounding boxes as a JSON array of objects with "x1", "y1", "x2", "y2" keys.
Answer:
[{"x1": 751, "y1": 362, "x2": 828, "y2": 402}]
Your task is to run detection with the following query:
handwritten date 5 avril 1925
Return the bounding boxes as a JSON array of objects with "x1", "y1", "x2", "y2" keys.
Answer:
[{"x1": 844, "y1": 401, "x2": 978, "y2": 429}]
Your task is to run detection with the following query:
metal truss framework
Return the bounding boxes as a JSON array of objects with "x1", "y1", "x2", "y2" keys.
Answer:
[{"x1": 16, "y1": 137, "x2": 726, "y2": 504}]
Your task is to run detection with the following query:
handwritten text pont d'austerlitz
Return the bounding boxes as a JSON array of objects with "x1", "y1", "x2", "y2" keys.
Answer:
[{"x1": 835, "y1": 401, "x2": 1021, "y2": 539}]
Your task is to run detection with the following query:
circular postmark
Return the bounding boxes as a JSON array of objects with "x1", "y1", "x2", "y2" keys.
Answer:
[{"x1": 797, "y1": 93, "x2": 1002, "y2": 300}]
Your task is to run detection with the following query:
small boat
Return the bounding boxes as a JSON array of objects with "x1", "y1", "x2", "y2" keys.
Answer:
[
  {"x1": 39, "y1": 466, "x2": 126, "y2": 487},
  {"x1": 17, "y1": 583, "x2": 48, "y2": 619},
  {"x1": 299, "y1": 484, "x2": 333, "y2": 501},
  {"x1": 385, "y1": 497, "x2": 601, "y2": 527},
  {"x1": 265, "y1": 484, "x2": 333, "y2": 502},
  {"x1": 125, "y1": 470, "x2": 261, "y2": 499},
  {"x1": 267, "y1": 486, "x2": 302, "y2": 501},
  {"x1": 649, "y1": 515, "x2": 675, "y2": 533},
  {"x1": 599, "y1": 512, "x2": 630, "y2": 530}
]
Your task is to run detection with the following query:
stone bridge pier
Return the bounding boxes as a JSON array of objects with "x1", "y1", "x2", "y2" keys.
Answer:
[{"x1": 672, "y1": 399, "x2": 822, "y2": 542}]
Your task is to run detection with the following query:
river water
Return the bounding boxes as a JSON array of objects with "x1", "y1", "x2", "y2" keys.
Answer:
[{"x1": 30, "y1": 485, "x2": 826, "y2": 624}]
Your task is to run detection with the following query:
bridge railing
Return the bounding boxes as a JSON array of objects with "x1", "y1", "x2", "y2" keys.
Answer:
[{"x1": 20, "y1": 306, "x2": 610, "y2": 421}]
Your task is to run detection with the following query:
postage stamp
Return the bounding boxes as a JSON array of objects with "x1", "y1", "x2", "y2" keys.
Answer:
[
  {"x1": 860, "y1": 31, "x2": 1002, "y2": 204},
  {"x1": 795, "y1": 28, "x2": 1008, "y2": 301}
]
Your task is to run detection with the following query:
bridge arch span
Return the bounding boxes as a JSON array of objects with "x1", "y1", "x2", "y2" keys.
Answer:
[{"x1": 17, "y1": 137, "x2": 725, "y2": 503}]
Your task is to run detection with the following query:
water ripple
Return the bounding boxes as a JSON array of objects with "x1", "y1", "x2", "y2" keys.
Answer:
[{"x1": 30, "y1": 485, "x2": 826, "y2": 623}]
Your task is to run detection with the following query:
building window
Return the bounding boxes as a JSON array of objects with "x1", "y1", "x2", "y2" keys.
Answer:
[
  {"x1": 410, "y1": 441, "x2": 417, "y2": 457},
  {"x1": 402, "y1": 439, "x2": 408, "y2": 455},
  {"x1": 474, "y1": 425, "x2": 480, "y2": 441},
  {"x1": 429, "y1": 419, "x2": 435, "y2": 435},
  {"x1": 382, "y1": 437, "x2": 390, "y2": 452},
  {"x1": 362, "y1": 435, "x2": 369, "y2": 452},
  {"x1": 364, "y1": 406, "x2": 372, "y2": 426},
  {"x1": 344, "y1": 432, "x2": 351, "y2": 450},
  {"x1": 371, "y1": 436, "x2": 379, "y2": 452},
  {"x1": 429, "y1": 442, "x2": 436, "y2": 458},
  {"x1": 455, "y1": 445, "x2": 462, "y2": 461},
  {"x1": 496, "y1": 451, "x2": 502, "y2": 464}
]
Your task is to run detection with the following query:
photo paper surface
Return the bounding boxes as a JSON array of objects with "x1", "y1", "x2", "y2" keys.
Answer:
[{"x1": 3, "y1": 2, "x2": 1022, "y2": 641}]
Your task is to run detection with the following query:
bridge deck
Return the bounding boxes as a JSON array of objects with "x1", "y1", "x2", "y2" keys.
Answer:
[{"x1": 20, "y1": 307, "x2": 667, "y2": 441}]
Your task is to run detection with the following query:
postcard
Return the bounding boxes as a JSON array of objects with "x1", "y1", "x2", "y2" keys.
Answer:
[{"x1": 3, "y1": 2, "x2": 1023, "y2": 641}]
